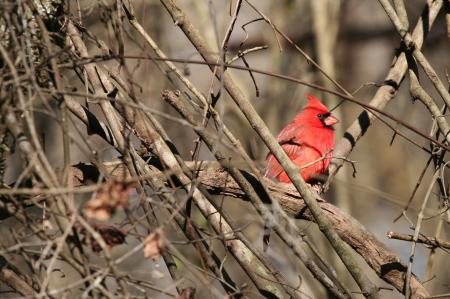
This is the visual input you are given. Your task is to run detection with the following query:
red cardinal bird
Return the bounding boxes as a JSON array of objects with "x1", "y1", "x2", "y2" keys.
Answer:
[{"x1": 265, "y1": 95, "x2": 338, "y2": 183}]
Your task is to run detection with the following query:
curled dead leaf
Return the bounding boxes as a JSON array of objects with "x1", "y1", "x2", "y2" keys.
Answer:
[
  {"x1": 84, "y1": 180, "x2": 135, "y2": 221},
  {"x1": 143, "y1": 227, "x2": 166, "y2": 260},
  {"x1": 71, "y1": 166, "x2": 84, "y2": 187},
  {"x1": 176, "y1": 287, "x2": 196, "y2": 299},
  {"x1": 80, "y1": 223, "x2": 128, "y2": 253}
]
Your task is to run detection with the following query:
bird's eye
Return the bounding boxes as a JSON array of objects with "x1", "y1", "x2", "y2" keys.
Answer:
[{"x1": 317, "y1": 114, "x2": 323, "y2": 119}]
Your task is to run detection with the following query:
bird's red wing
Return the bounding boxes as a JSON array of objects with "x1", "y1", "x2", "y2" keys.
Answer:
[
  {"x1": 276, "y1": 122, "x2": 309, "y2": 145},
  {"x1": 265, "y1": 142, "x2": 299, "y2": 180},
  {"x1": 265, "y1": 142, "x2": 325, "y2": 183},
  {"x1": 265, "y1": 124, "x2": 308, "y2": 180}
]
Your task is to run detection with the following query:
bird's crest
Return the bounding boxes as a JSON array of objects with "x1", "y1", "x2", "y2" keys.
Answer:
[{"x1": 305, "y1": 94, "x2": 328, "y2": 112}]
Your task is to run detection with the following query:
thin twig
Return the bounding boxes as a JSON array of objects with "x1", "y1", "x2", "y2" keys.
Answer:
[
  {"x1": 404, "y1": 169, "x2": 440, "y2": 299},
  {"x1": 386, "y1": 231, "x2": 450, "y2": 251}
]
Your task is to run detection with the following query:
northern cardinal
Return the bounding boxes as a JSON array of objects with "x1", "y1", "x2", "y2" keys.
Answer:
[{"x1": 265, "y1": 95, "x2": 338, "y2": 183}]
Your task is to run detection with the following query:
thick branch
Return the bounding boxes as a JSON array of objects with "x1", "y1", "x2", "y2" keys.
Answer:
[
  {"x1": 69, "y1": 161, "x2": 429, "y2": 298},
  {"x1": 189, "y1": 165, "x2": 429, "y2": 298}
]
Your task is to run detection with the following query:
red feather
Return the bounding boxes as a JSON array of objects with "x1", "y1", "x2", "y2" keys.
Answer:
[{"x1": 265, "y1": 95, "x2": 338, "y2": 183}]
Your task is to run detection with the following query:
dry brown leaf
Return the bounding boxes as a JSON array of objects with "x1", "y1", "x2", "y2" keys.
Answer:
[
  {"x1": 79, "y1": 223, "x2": 128, "y2": 253},
  {"x1": 143, "y1": 227, "x2": 166, "y2": 260},
  {"x1": 91, "y1": 224, "x2": 128, "y2": 253},
  {"x1": 71, "y1": 166, "x2": 84, "y2": 187},
  {"x1": 175, "y1": 287, "x2": 196, "y2": 299},
  {"x1": 84, "y1": 180, "x2": 134, "y2": 221}
]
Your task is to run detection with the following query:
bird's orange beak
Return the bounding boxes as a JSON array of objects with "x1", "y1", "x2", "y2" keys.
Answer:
[{"x1": 324, "y1": 115, "x2": 338, "y2": 126}]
